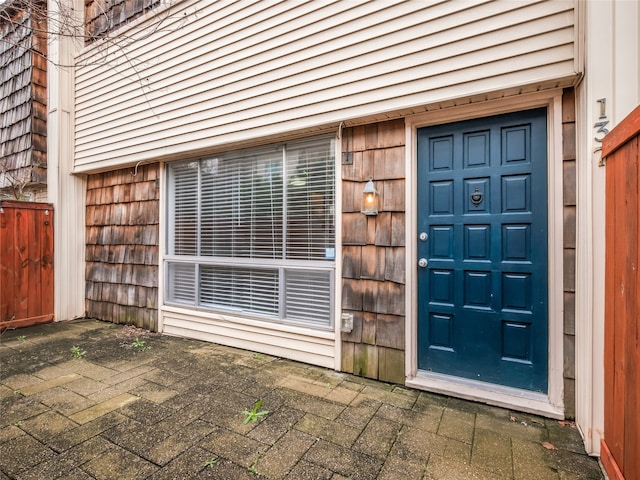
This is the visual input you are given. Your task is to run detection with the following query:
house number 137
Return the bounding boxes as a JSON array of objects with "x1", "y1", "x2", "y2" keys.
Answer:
[
  {"x1": 594, "y1": 98, "x2": 609, "y2": 165},
  {"x1": 594, "y1": 98, "x2": 609, "y2": 143}
]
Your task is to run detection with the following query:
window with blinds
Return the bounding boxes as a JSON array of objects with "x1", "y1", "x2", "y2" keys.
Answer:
[{"x1": 165, "y1": 136, "x2": 335, "y2": 329}]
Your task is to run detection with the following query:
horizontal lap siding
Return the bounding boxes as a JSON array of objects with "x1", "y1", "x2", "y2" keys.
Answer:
[
  {"x1": 161, "y1": 309, "x2": 335, "y2": 369},
  {"x1": 74, "y1": 0, "x2": 577, "y2": 172}
]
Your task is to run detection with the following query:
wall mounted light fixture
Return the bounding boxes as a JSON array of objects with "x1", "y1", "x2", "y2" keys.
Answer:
[{"x1": 361, "y1": 178, "x2": 379, "y2": 216}]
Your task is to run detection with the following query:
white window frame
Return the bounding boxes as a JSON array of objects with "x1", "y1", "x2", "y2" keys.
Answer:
[{"x1": 163, "y1": 136, "x2": 336, "y2": 331}]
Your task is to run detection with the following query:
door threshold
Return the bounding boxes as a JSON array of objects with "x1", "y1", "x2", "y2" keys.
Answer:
[{"x1": 407, "y1": 371, "x2": 564, "y2": 419}]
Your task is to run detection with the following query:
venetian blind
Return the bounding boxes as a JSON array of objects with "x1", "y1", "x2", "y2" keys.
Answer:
[
  {"x1": 167, "y1": 161, "x2": 198, "y2": 256},
  {"x1": 166, "y1": 136, "x2": 335, "y2": 328},
  {"x1": 286, "y1": 137, "x2": 335, "y2": 260}
]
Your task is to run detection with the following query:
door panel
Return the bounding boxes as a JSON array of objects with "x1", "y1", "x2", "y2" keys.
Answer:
[{"x1": 417, "y1": 108, "x2": 548, "y2": 393}]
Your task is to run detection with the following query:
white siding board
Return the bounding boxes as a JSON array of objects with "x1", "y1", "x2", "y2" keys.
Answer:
[
  {"x1": 74, "y1": 0, "x2": 566, "y2": 125},
  {"x1": 74, "y1": 1, "x2": 363, "y2": 107},
  {"x1": 76, "y1": 47, "x2": 573, "y2": 160},
  {"x1": 161, "y1": 309, "x2": 335, "y2": 369},
  {"x1": 74, "y1": 0, "x2": 579, "y2": 172},
  {"x1": 74, "y1": 61, "x2": 575, "y2": 170},
  {"x1": 76, "y1": 8, "x2": 573, "y2": 140},
  {"x1": 89, "y1": 20, "x2": 574, "y2": 129},
  {"x1": 74, "y1": 0, "x2": 294, "y2": 96},
  {"x1": 76, "y1": 30, "x2": 573, "y2": 151},
  {"x1": 74, "y1": 0, "x2": 519, "y2": 124},
  {"x1": 74, "y1": 0, "x2": 409, "y2": 123}
]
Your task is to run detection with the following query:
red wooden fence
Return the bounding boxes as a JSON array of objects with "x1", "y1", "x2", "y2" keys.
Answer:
[
  {"x1": 601, "y1": 104, "x2": 640, "y2": 480},
  {"x1": 0, "y1": 201, "x2": 54, "y2": 330}
]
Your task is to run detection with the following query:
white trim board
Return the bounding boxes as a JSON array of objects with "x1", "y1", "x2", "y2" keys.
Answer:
[
  {"x1": 404, "y1": 90, "x2": 565, "y2": 418},
  {"x1": 161, "y1": 306, "x2": 336, "y2": 369},
  {"x1": 407, "y1": 372, "x2": 563, "y2": 419},
  {"x1": 333, "y1": 128, "x2": 344, "y2": 372}
]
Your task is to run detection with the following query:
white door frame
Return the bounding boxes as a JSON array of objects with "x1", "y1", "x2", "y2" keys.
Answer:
[{"x1": 404, "y1": 90, "x2": 565, "y2": 418}]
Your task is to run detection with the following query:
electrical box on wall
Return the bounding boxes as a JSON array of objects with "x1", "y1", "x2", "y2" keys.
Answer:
[{"x1": 340, "y1": 313, "x2": 353, "y2": 333}]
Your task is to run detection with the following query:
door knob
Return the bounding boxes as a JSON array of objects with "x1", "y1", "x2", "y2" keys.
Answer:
[
  {"x1": 418, "y1": 258, "x2": 428, "y2": 268},
  {"x1": 419, "y1": 232, "x2": 428, "y2": 241}
]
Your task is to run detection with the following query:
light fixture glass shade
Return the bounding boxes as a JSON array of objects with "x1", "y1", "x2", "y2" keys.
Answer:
[{"x1": 361, "y1": 179, "x2": 379, "y2": 215}]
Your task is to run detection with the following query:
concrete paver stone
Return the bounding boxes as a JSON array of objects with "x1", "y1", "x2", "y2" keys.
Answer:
[
  {"x1": 20, "y1": 410, "x2": 79, "y2": 444},
  {"x1": 20, "y1": 374, "x2": 81, "y2": 395},
  {"x1": 256, "y1": 429, "x2": 316, "y2": 479},
  {"x1": 295, "y1": 413, "x2": 362, "y2": 447},
  {"x1": 82, "y1": 444, "x2": 159, "y2": 480},
  {"x1": 0, "y1": 320, "x2": 603, "y2": 479},
  {"x1": 377, "y1": 454, "x2": 427, "y2": 480},
  {"x1": 353, "y1": 416, "x2": 402, "y2": 460},
  {"x1": 69, "y1": 393, "x2": 139, "y2": 425},
  {"x1": 48, "y1": 411, "x2": 127, "y2": 453},
  {"x1": 304, "y1": 439, "x2": 384, "y2": 480},
  {"x1": 31, "y1": 386, "x2": 96, "y2": 416},
  {"x1": 471, "y1": 428, "x2": 514, "y2": 478}
]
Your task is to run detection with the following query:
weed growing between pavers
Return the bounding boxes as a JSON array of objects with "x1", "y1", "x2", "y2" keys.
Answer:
[
  {"x1": 242, "y1": 399, "x2": 269, "y2": 424},
  {"x1": 70, "y1": 346, "x2": 87, "y2": 358},
  {"x1": 131, "y1": 338, "x2": 151, "y2": 351},
  {"x1": 204, "y1": 457, "x2": 218, "y2": 469},
  {"x1": 248, "y1": 451, "x2": 265, "y2": 475}
]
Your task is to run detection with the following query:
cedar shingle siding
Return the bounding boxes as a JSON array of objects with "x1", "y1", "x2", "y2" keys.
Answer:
[
  {"x1": 0, "y1": 2, "x2": 47, "y2": 199},
  {"x1": 341, "y1": 119, "x2": 407, "y2": 384},
  {"x1": 85, "y1": 164, "x2": 159, "y2": 330},
  {"x1": 85, "y1": 0, "x2": 161, "y2": 43}
]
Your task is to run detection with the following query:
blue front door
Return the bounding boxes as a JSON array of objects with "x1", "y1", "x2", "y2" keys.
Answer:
[{"x1": 417, "y1": 108, "x2": 548, "y2": 393}]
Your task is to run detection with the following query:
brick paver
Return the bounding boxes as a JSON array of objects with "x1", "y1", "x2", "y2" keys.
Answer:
[
  {"x1": 70, "y1": 393, "x2": 139, "y2": 425},
  {"x1": 0, "y1": 320, "x2": 604, "y2": 479}
]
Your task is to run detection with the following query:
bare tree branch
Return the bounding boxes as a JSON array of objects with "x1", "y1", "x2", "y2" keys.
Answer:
[
  {"x1": 1, "y1": 0, "x2": 192, "y2": 196},
  {"x1": 1, "y1": 0, "x2": 190, "y2": 71}
]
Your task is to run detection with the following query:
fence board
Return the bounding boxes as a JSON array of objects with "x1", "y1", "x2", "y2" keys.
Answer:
[
  {"x1": 41, "y1": 208, "x2": 54, "y2": 319},
  {"x1": 602, "y1": 104, "x2": 640, "y2": 480},
  {"x1": 0, "y1": 206, "x2": 16, "y2": 322},
  {"x1": 0, "y1": 201, "x2": 54, "y2": 330},
  {"x1": 623, "y1": 137, "x2": 639, "y2": 480},
  {"x1": 26, "y1": 208, "x2": 39, "y2": 319}
]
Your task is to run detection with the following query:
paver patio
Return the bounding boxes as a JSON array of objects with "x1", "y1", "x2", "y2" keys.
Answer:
[{"x1": 1, "y1": 319, "x2": 603, "y2": 479}]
